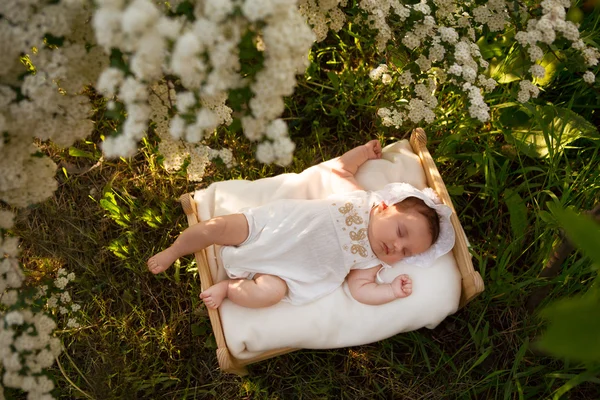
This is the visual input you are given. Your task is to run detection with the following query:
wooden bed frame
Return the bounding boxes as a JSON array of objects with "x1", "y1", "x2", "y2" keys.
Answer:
[{"x1": 180, "y1": 128, "x2": 485, "y2": 375}]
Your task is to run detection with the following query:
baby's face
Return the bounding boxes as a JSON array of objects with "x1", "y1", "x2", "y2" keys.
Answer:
[{"x1": 367, "y1": 203, "x2": 433, "y2": 265}]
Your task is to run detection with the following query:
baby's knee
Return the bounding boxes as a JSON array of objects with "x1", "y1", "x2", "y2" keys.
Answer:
[{"x1": 256, "y1": 275, "x2": 287, "y2": 305}]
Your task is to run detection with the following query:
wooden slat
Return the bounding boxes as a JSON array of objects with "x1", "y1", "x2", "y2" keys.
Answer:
[{"x1": 408, "y1": 128, "x2": 484, "y2": 307}]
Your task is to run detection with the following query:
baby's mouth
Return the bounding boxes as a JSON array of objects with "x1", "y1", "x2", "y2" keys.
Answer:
[{"x1": 383, "y1": 243, "x2": 389, "y2": 255}]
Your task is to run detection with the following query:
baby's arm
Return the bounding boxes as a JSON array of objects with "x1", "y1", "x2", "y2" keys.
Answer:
[
  {"x1": 329, "y1": 140, "x2": 382, "y2": 192},
  {"x1": 147, "y1": 214, "x2": 249, "y2": 274},
  {"x1": 347, "y1": 266, "x2": 412, "y2": 305}
]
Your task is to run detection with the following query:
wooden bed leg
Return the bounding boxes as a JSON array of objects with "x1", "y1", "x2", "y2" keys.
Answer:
[{"x1": 217, "y1": 348, "x2": 248, "y2": 376}]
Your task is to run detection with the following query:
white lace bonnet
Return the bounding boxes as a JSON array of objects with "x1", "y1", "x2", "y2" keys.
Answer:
[{"x1": 373, "y1": 182, "x2": 455, "y2": 268}]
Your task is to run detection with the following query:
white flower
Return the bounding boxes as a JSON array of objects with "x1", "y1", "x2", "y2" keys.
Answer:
[
  {"x1": 67, "y1": 318, "x2": 80, "y2": 328},
  {"x1": 169, "y1": 115, "x2": 186, "y2": 140},
  {"x1": 265, "y1": 119, "x2": 287, "y2": 140},
  {"x1": 1, "y1": 290, "x2": 18, "y2": 306},
  {"x1": 528, "y1": 45, "x2": 544, "y2": 62},
  {"x1": 47, "y1": 295, "x2": 58, "y2": 309},
  {"x1": 0, "y1": 210, "x2": 15, "y2": 229},
  {"x1": 583, "y1": 71, "x2": 595, "y2": 84},
  {"x1": 402, "y1": 32, "x2": 420, "y2": 50},
  {"x1": 438, "y1": 27, "x2": 458, "y2": 44},
  {"x1": 121, "y1": 0, "x2": 160, "y2": 36},
  {"x1": 448, "y1": 64, "x2": 462, "y2": 76},
  {"x1": 54, "y1": 277, "x2": 68, "y2": 290},
  {"x1": 177, "y1": 91, "x2": 197, "y2": 113},
  {"x1": 119, "y1": 77, "x2": 148, "y2": 104},
  {"x1": 398, "y1": 71, "x2": 414, "y2": 87},
  {"x1": 96, "y1": 68, "x2": 125, "y2": 97},
  {"x1": 518, "y1": 80, "x2": 539, "y2": 103},
  {"x1": 60, "y1": 291, "x2": 71, "y2": 304},
  {"x1": 4, "y1": 311, "x2": 23, "y2": 325},
  {"x1": 415, "y1": 55, "x2": 431, "y2": 72},
  {"x1": 256, "y1": 141, "x2": 275, "y2": 164},
  {"x1": 369, "y1": 64, "x2": 388, "y2": 81},
  {"x1": 583, "y1": 47, "x2": 600, "y2": 67},
  {"x1": 381, "y1": 73, "x2": 392, "y2": 84},
  {"x1": 530, "y1": 64, "x2": 546, "y2": 78}
]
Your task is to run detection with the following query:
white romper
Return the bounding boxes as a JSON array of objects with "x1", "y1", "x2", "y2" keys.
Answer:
[{"x1": 220, "y1": 191, "x2": 383, "y2": 305}]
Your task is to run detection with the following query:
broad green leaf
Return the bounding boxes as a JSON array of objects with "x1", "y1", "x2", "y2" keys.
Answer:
[
  {"x1": 505, "y1": 105, "x2": 599, "y2": 158},
  {"x1": 537, "y1": 293, "x2": 600, "y2": 362},
  {"x1": 499, "y1": 108, "x2": 530, "y2": 128},
  {"x1": 504, "y1": 189, "x2": 528, "y2": 241},
  {"x1": 549, "y1": 205, "x2": 600, "y2": 268}
]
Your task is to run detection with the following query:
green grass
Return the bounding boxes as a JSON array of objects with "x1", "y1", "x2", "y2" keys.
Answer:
[{"x1": 10, "y1": 4, "x2": 600, "y2": 399}]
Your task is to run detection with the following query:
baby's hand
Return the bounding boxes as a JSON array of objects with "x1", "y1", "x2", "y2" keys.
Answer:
[
  {"x1": 391, "y1": 274, "x2": 412, "y2": 298},
  {"x1": 364, "y1": 140, "x2": 382, "y2": 160}
]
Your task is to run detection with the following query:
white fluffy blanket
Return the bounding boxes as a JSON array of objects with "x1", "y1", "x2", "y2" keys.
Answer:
[{"x1": 193, "y1": 140, "x2": 461, "y2": 360}]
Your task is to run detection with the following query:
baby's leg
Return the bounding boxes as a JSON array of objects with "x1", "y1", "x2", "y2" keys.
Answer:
[
  {"x1": 147, "y1": 214, "x2": 249, "y2": 274},
  {"x1": 200, "y1": 274, "x2": 287, "y2": 309}
]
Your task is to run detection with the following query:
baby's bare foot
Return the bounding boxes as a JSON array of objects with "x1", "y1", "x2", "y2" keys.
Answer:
[
  {"x1": 200, "y1": 281, "x2": 229, "y2": 309},
  {"x1": 147, "y1": 248, "x2": 177, "y2": 274},
  {"x1": 391, "y1": 274, "x2": 412, "y2": 298}
]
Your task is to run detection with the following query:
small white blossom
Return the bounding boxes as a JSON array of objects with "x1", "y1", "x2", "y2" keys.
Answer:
[
  {"x1": 583, "y1": 71, "x2": 595, "y2": 84},
  {"x1": 4, "y1": 311, "x2": 23, "y2": 326},
  {"x1": 530, "y1": 64, "x2": 546, "y2": 78}
]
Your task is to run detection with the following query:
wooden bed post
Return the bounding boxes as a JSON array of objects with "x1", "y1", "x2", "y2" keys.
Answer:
[{"x1": 409, "y1": 128, "x2": 484, "y2": 308}]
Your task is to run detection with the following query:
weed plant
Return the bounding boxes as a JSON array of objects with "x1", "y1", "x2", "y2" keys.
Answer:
[{"x1": 11, "y1": 5, "x2": 600, "y2": 400}]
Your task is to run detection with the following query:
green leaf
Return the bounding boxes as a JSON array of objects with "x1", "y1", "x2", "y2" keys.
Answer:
[
  {"x1": 447, "y1": 185, "x2": 464, "y2": 196},
  {"x1": 499, "y1": 108, "x2": 530, "y2": 128},
  {"x1": 191, "y1": 323, "x2": 207, "y2": 336},
  {"x1": 537, "y1": 294, "x2": 600, "y2": 362},
  {"x1": 505, "y1": 105, "x2": 599, "y2": 158},
  {"x1": 549, "y1": 205, "x2": 600, "y2": 268},
  {"x1": 504, "y1": 188, "x2": 528, "y2": 241},
  {"x1": 68, "y1": 147, "x2": 95, "y2": 160},
  {"x1": 327, "y1": 71, "x2": 340, "y2": 91}
]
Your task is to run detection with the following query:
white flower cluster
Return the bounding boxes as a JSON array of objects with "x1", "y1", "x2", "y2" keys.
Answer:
[
  {"x1": 514, "y1": 0, "x2": 598, "y2": 84},
  {"x1": 94, "y1": 0, "x2": 310, "y2": 168},
  {"x1": 44, "y1": 268, "x2": 81, "y2": 329},
  {"x1": 242, "y1": 0, "x2": 315, "y2": 166},
  {"x1": 583, "y1": 71, "x2": 595, "y2": 84},
  {"x1": 358, "y1": 0, "x2": 411, "y2": 51},
  {"x1": 367, "y1": 0, "x2": 499, "y2": 127},
  {"x1": 0, "y1": 233, "x2": 22, "y2": 293},
  {"x1": 0, "y1": 0, "x2": 102, "y2": 209},
  {"x1": 150, "y1": 83, "x2": 236, "y2": 181},
  {"x1": 377, "y1": 107, "x2": 404, "y2": 128},
  {"x1": 298, "y1": 0, "x2": 347, "y2": 42},
  {"x1": 517, "y1": 80, "x2": 540, "y2": 103},
  {"x1": 0, "y1": 309, "x2": 61, "y2": 399},
  {"x1": 1, "y1": 226, "x2": 78, "y2": 399},
  {"x1": 369, "y1": 64, "x2": 392, "y2": 84},
  {"x1": 0, "y1": 211, "x2": 14, "y2": 231},
  {"x1": 472, "y1": 0, "x2": 508, "y2": 32}
]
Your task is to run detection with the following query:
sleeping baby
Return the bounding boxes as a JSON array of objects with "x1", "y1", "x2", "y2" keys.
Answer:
[{"x1": 148, "y1": 140, "x2": 454, "y2": 308}]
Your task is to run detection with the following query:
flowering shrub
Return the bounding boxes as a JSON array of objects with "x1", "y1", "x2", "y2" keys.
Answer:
[{"x1": 1, "y1": 215, "x2": 80, "y2": 398}]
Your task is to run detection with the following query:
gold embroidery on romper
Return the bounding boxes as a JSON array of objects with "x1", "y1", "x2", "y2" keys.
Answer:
[
  {"x1": 349, "y1": 228, "x2": 367, "y2": 241},
  {"x1": 351, "y1": 244, "x2": 368, "y2": 257},
  {"x1": 338, "y1": 203, "x2": 369, "y2": 258},
  {"x1": 338, "y1": 203, "x2": 364, "y2": 226}
]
